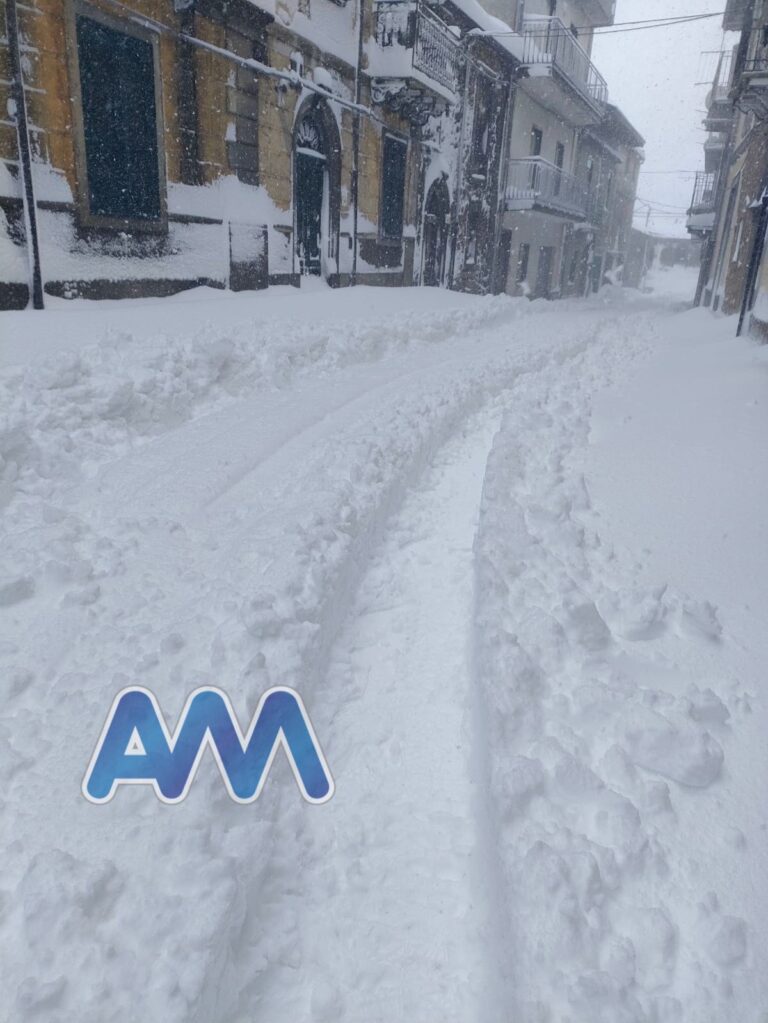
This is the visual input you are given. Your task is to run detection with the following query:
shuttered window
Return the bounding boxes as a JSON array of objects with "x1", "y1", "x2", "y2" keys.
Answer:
[
  {"x1": 381, "y1": 136, "x2": 407, "y2": 240},
  {"x1": 76, "y1": 14, "x2": 162, "y2": 222}
]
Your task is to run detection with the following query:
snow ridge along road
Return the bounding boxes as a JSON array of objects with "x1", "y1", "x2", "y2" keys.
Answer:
[
  {"x1": 474, "y1": 310, "x2": 768, "y2": 1022},
  {"x1": 1, "y1": 277, "x2": 765, "y2": 1021}
]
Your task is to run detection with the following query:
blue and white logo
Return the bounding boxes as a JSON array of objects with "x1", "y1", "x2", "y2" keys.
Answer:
[{"x1": 82, "y1": 686, "x2": 334, "y2": 804}]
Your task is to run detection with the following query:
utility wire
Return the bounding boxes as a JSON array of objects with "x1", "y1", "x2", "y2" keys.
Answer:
[
  {"x1": 636, "y1": 197, "x2": 692, "y2": 209},
  {"x1": 483, "y1": 12, "x2": 724, "y2": 38},
  {"x1": 592, "y1": 13, "x2": 725, "y2": 29},
  {"x1": 592, "y1": 13, "x2": 725, "y2": 35}
]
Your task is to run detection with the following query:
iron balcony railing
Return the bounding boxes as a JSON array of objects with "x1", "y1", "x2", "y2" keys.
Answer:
[
  {"x1": 521, "y1": 16, "x2": 608, "y2": 113},
  {"x1": 374, "y1": 0, "x2": 461, "y2": 93},
  {"x1": 742, "y1": 56, "x2": 768, "y2": 76},
  {"x1": 709, "y1": 50, "x2": 735, "y2": 103},
  {"x1": 506, "y1": 158, "x2": 588, "y2": 218},
  {"x1": 689, "y1": 171, "x2": 716, "y2": 214}
]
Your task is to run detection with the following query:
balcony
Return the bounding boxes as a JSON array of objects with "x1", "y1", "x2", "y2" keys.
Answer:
[
  {"x1": 505, "y1": 158, "x2": 588, "y2": 220},
  {"x1": 704, "y1": 51, "x2": 735, "y2": 131},
  {"x1": 704, "y1": 132, "x2": 726, "y2": 174},
  {"x1": 520, "y1": 16, "x2": 608, "y2": 125},
  {"x1": 686, "y1": 171, "x2": 717, "y2": 236},
  {"x1": 723, "y1": 0, "x2": 749, "y2": 31},
  {"x1": 576, "y1": 0, "x2": 616, "y2": 28},
  {"x1": 734, "y1": 57, "x2": 768, "y2": 119},
  {"x1": 370, "y1": 1, "x2": 462, "y2": 123}
]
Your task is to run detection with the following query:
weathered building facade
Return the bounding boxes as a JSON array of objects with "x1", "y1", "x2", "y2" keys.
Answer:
[
  {"x1": 567, "y1": 103, "x2": 644, "y2": 295},
  {"x1": 477, "y1": 0, "x2": 642, "y2": 300},
  {"x1": 0, "y1": 0, "x2": 525, "y2": 306},
  {"x1": 487, "y1": 0, "x2": 615, "y2": 299},
  {"x1": 689, "y1": 0, "x2": 768, "y2": 337},
  {"x1": 1, "y1": 0, "x2": 641, "y2": 308}
]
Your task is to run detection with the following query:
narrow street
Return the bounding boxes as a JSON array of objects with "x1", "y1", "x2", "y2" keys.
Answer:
[{"x1": 2, "y1": 273, "x2": 767, "y2": 1021}]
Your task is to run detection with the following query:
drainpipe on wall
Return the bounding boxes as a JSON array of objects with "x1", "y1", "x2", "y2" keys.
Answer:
[
  {"x1": 489, "y1": 79, "x2": 517, "y2": 295},
  {"x1": 5, "y1": 0, "x2": 44, "y2": 309},
  {"x1": 446, "y1": 65, "x2": 469, "y2": 291},
  {"x1": 350, "y1": 0, "x2": 364, "y2": 286}
]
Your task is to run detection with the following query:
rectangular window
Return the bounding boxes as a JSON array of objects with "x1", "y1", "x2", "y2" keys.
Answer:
[
  {"x1": 471, "y1": 76, "x2": 493, "y2": 173},
  {"x1": 605, "y1": 169, "x2": 614, "y2": 206},
  {"x1": 530, "y1": 127, "x2": 543, "y2": 157},
  {"x1": 516, "y1": 242, "x2": 530, "y2": 283},
  {"x1": 554, "y1": 142, "x2": 565, "y2": 196},
  {"x1": 568, "y1": 250, "x2": 578, "y2": 283},
  {"x1": 75, "y1": 13, "x2": 162, "y2": 222},
  {"x1": 465, "y1": 203, "x2": 481, "y2": 265},
  {"x1": 381, "y1": 135, "x2": 408, "y2": 240},
  {"x1": 585, "y1": 155, "x2": 595, "y2": 191}
]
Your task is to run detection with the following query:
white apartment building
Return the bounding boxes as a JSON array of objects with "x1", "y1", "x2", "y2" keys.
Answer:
[{"x1": 480, "y1": 0, "x2": 617, "y2": 296}]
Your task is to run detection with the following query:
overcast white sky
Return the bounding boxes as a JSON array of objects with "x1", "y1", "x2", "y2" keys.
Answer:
[{"x1": 592, "y1": 0, "x2": 736, "y2": 237}]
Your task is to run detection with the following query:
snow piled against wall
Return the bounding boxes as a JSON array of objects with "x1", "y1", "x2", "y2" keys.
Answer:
[{"x1": 0, "y1": 209, "x2": 28, "y2": 285}]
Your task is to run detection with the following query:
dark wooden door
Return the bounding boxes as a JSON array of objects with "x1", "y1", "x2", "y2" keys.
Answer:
[
  {"x1": 535, "y1": 246, "x2": 554, "y2": 298},
  {"x1": 296, "y1": 152, "x2": 325, "y2": 275}
]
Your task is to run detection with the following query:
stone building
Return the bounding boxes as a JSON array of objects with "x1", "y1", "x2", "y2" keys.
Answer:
[
  {"x1": 688, "y1": 0, "x2": 768, "y2": 336},
  {"x1": 1, "y1": 0, "x2": 641, "y2": 308},
  {"x1": 0, "y1": 0, "x2": 523, "y2": 307}
]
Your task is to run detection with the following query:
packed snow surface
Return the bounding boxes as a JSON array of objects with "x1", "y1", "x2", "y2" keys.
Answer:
[{"x1": 1, "y1": 268, "x2": 767, "y2": 1021}]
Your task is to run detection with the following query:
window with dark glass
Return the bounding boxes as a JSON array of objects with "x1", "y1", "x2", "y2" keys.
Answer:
[
  {"x1": 568, "y1": 250, "x2": 578, "y2": 283},
  {"x1": 381, "y1": 135, "x2": 407, "y2": 240},
  {"x1": 530, "y1": 127, "x2": 543, "y2": 157},
  {"x1": 586, "y1": 156, "x2": 595, "y2": 189},
  {"x1": 554, "y1": 142, "x2": 565, "y2": 196},
  {"x1": 605, "y1": 169, "x2": 614, "y2": 205},
  {"x1": 516, "y1": 242, "x2": 530, "y2": 283},
  {"x1": 471, "y1": 76, "x2": 493, "y2": 173},
  {"x1": 76, "y1": 14, "x2": 161, "y2": 222},
  {"x1": 465, "y1": 202, "x2": 481, "y2": 265}
]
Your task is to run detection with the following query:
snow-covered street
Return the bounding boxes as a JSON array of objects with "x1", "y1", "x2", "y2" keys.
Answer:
[{"x1": 2, "y1": 270, "x2": 767, "y2": 1021}]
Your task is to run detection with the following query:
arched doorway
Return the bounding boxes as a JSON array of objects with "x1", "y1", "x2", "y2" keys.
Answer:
[
  {"x1": 293, "y1": 98, "x2": 340, "y2": 279},
  {"x1": 422, "y1": 177, "x2": 450, "y2": 287}
]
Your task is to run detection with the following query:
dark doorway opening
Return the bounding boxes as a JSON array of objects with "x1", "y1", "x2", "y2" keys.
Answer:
[
  {"x1": 295, "y1": 111, "x2": 327, "y2": 276},
  {"x1": 535, "y1": 245, "x2": 555, "y2": 298},
  {"x1": 422, "y1": 177, "x2": 450, "y2": 287}
]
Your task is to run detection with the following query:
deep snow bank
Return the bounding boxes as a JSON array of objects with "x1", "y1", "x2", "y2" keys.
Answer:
[
  {"x1": 473, "y1": 307, "x2": 766, "y2": 1021},
  {"x1": 0, "y1": 289, "x2": 626, "y2": 1022}
]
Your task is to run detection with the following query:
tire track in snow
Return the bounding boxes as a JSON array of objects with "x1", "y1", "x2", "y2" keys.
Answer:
[
  {"x1": 227, "y1": 405, "x2": 505, "y2": 1023},
  {"x1": 0, "y1": 299, "x2": 671, "y2": 1022}
]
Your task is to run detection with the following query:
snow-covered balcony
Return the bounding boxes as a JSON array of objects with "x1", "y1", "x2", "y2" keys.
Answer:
[
  {"x1": 704, "y1": 51, "x2": 735, "y2": 131},
  {"x1": 370, "y1": 1, "x2": 462, "y2": 123},
  {"x1": 505, "y1": 158, "x2": 588, "y2": 220},
  {"x1": 723, "y1": 0, "x2": 750, "y2": 31},
  {"x1": 575, "y1": 0, "x2": 616, "y2": 28},
  {"x1": 520, "y1": 16, "x2": 608, "y2": 125},
  {"x1": 734, "y1": 57, "x2": 768, "y2": 120},
  {"x1": 704, "y1": 132, "x2": 727, "y2": 174},
  {"x1": 686, "y1": 171, "x2": 717, "y2": 236}
]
